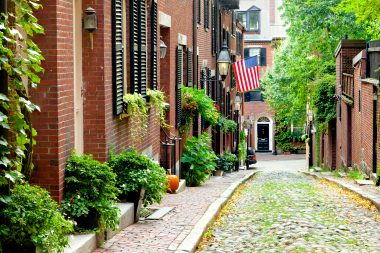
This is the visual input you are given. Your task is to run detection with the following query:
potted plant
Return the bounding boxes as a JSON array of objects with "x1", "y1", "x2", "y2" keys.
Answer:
[
  {"x1": 218, "y1": 116, "x2": 237, "y2": 133},
  {"x1": 181, "y1": 133, "x2": 217, "y2": 186},
  {"x1": 108, "y1": 148, "x2": 168, "y2": 222},
  {"x1": 0, "y1": 184, "x2": 73, "y2": 253},
  {"x1": 61, "y1": 152, "x2": 120, "y2": 232},
  {"x1": 147, "y1": 88, "x2": 168, "y2": 128}
]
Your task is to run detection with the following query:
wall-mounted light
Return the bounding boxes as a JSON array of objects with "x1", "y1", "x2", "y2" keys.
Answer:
[
  {"x1": 84, "y1": 7, "x2": 97, "y2": 50},
  {"x1": 217, "y1": 40, "x2": 231, "y2": 81},
  {"x1": 160, "y1": 37, "x2": 167, "y2": 59}
]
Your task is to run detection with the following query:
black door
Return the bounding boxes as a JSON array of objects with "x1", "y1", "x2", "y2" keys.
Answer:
[{"x1": 257, "y1": 124, "x2": 269, "y2": 151}]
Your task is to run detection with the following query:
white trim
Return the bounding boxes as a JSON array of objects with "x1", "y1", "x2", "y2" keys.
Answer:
[{"x1": 255, "y1": 116, "x2": 273, "y2": 151}]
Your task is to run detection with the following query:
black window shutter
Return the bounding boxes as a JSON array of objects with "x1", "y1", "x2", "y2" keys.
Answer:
[
  {"x1": 151, "y1": 0, "x2": 158, "y2": 90},
  {"x1": 112, "y1": 0, "x2": 124, "y2": 115},
  {"x1": 204, "y1": 0, "x2": 209, "y2": 29},
  {"x1": 130, "y1": 0, "x2": 147, "y2": 95},
  {"x1": 232, "y1": 12, "x2": 236, "y2": 36},
  {"x1": 187, "y1": 48, "x2": 193, "y2": 87},
  {"x1": 176, "y1": 46, "x2": 184, "y2": 129},
  {"x1": 260, "y1": 47, "x2": 267, "y2": 66},
  {"x1": 139, "y1": 0, "x2": 147, "y2": 96},
  {"x1": 244, "y1": 48, "x2": 250, "y2": 59},
  {"x1": 130, "y1": 0, "x2": 139, "y2": 94},
  {"x1": 197, "y1": 0, "x2": 201, "y2": 24}
]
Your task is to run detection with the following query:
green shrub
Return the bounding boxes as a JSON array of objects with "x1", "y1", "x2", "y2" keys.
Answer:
[
  {"x1": 217, "y1": 151, "x2": 237, "y2": 172},
  {"x1": 218, "y1": 116, "x2": 237, "y2": 133},
  {"x1": 181, "y1": 133, "x2": 217, "y2": 186},
  {"x1": 0, "y1": 184, "x2": 73, "y2": 253},
  {"x1": 238, "y1": 131, "x2": 247, "y2": 162},
  {"x1": 61, "y1": 153, "x2": 119, "y2": 232},
  {"x1": 347, "y1": 170, "x2": 365, "y2": 180},
  {"x1": 109, "y1": 148, "x2": 168, "y2": 206}
]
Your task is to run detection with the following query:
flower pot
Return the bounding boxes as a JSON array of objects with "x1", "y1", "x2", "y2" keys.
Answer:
[
  {"x1": 2, "y1": 240, "x2": 36, "y2": 253},
  {"x1": 213, "y1": 170, "x2": 224, "y2": 176},
  {"x1": 75, "y1": 208, "x2": 99, "y2": 230}
]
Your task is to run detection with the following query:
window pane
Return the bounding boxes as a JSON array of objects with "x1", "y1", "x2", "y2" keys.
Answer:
[
  {"x1": 248, "y1": 48, "x2": 260, "y2": 57},
  {"x1": 249, "y1": 11, "x2": 259, "y2": 31},
  {"x1": 237, "y1": 12, "x2": 247, "y2": 28}
]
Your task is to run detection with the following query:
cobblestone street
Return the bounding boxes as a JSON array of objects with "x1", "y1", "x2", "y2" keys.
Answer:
[{"x1": 199, "y1": 159, "x2": 380, "y2": 253}]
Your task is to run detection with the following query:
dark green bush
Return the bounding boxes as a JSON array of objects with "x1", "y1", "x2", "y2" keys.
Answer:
[
  {"x1": 0, "y1": 184, "x2": 73, "y2": 253},
  {"x1": 61, "y1": 153, "x2": 119, "y2": 232},
  {"x1": 217, "y1": 151, "x2": 237, "y2": 172},
  {"x1": 181, "y1": 133, "x2": 217, "y2": 186},
  {"x1": 109, "y1": 148, "x2": 168, "y2": 206}
]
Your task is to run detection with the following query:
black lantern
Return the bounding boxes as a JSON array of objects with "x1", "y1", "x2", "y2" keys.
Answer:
[
  {"x1": 160, "y1": 37, "x2": 167, "y2": 59},
  {"x1": 217, "y1": 40, "x2": 231, "y2": 81}
]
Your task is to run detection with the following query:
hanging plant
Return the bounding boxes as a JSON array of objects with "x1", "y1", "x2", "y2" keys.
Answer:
[
  {"x1": 218, "y1": 116, "x2": 237, "y2": 133},
  {"x1": 121, "y1": 93, "x2": 149, "y2": 143},
  {"x1": 180, "y1": 87, "x2": 220, "y2": 134},
  {"x1": 146, "y1": 88, "x2": 168, "y2": 128}
]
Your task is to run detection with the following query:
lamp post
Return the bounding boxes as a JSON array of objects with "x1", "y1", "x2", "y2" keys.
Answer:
[
  {"x1": 234, "y1": 95, "x2": 241, "y2": 171},
  {"x1": 217, "y1": 40, "x2": 231, "y2": 81},
  {"x1": 245, "y1": 114, "x2": 254, "y2": 169}
]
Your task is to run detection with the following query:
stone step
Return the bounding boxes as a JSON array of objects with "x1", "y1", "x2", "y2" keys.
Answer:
[
  {"x1": 355, "y1": 180, "x2": 375, "y2": 186},
  {"x1": 175, "y1": 179, "x2": 186, "y2": 194},
  {"x1": 146, "y1": 206, "x2": 175, "y2": 220},
  {"x1": 63, "y1": 202, "x2": 134, "y2": 253}
]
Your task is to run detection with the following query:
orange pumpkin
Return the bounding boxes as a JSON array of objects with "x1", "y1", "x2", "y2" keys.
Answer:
[{"x1": 167, "y1": 175, "x2": 180, "y2": 192}]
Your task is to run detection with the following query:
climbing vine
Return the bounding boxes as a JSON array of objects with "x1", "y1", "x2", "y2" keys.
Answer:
[{"x1": 0, "y1": 0, "x2": 44, "y2": 193}]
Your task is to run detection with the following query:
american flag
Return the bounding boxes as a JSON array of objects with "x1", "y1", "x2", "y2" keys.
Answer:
[{"x1": 232, "y1": 56, "x2": 260, "y2": 93}]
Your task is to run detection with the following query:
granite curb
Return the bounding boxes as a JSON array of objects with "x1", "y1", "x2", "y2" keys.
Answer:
[
  {"x1": 174, "y1": 170, "x2": 259, "y2": 253},
  {"x1": 301, "y1": 171, "x2": 380, "y2": 212}
]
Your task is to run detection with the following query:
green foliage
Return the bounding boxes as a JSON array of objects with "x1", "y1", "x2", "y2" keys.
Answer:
[
  {"x1": 347, "y1": 170, "x2": 365, "y2": 180},
  {"x1": 122, "y1": 93, "x2": 149, "y2": 143},
  {"x1": 61, "y1": 152, "x2": 120, "y2": 232},
  {"x1": 335, "y1": 0, "x2": 380, "y2": 39},
  {"x1": 275, "y1": 122, "x2": 305, "y2": 153},
  {"x1": 261, "y1": 0, "x2": 371, "y2": 126},
  {"x1": 147, "y1": 88, "x2": 168, "y2": 128},
  {"x1": 181, "y1": 133, "x2": 217, "y2": 186},
  {"x1": 108, "y1": 148, "x2": 168, "y2": 206},
  {"x1": 0, "y1": 184, "x2": 73, "y2": 253},
  {"x1": 238, "y1": 131, "x2": 247, "y2": 162},
  {"x1": 0, "y1": 0, "x2": 44, "y2": 192},
  {"x1": 216, "y1": 151, "x2": 237, "y2": 172},
  {"x1": 312, "y1": 75, "x2": 336, "y2": 131},
  {"x1": 218, "y1": 116, "x2": 237, "y2": 133},
  {"x1": 180, "y1": 87, "x2": 220, "y2": 134}
]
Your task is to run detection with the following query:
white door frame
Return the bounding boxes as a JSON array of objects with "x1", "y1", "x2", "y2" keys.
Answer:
[{"x1": 255, "y1": 117, "x2": 273, "y2": 151}]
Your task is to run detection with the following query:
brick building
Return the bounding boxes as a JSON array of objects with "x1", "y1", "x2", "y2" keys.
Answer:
[
  {"x1": 314, "y1": 39, "x2": 380, "y2": 180},
  {"x1": 236, "y1": 0, "x2": 286, "y2": 153},
  {"x1": 27, "y1": 0, "x2": 244, "y2": 201}
]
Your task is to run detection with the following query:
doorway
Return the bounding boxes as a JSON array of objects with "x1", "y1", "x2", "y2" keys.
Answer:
[
  {"x1": 257, "y1": 124, "x2": 270, "y2": 151},
  {"x1": 74, "y1": 0, "x2": 84, "y2": 154}
]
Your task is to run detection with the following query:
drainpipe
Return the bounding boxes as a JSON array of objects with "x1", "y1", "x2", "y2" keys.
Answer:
[
  {"x1": 374, "y1": 84, "x2": 379, "y2": 185},
  {"x1": 193, "y1": 0, "x2": 197, "y2": 89}
]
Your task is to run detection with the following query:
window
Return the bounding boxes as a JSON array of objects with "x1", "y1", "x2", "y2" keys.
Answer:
[
  {"x1": 237, "y1": 6, "x2": 260, "y2": 32},
  {"x1": 197, "y1": 0, "x2": 201, "y2": 24},
  {"x1": 232, "y1": 11, "x2": 236, "y2": 36},
  {"x1": 236, "y1": 31, "x2": 243, "y2": 56},
  {"x1": 244, "y1": 47, "x2": 267, "y2": 66},
  {"x1": 244, "y1": 89, "x2": 263, "y2": 102}
]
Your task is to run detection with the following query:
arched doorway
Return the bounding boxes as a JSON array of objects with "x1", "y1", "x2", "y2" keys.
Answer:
[{"x1": 255, "y1": 116, "x2": 273, "y2": 152}]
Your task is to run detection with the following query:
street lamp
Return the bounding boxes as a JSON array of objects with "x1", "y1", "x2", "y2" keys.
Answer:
[
  {"x1": 160, "y1": 37, "x2": 167, "y2": 59},
  {"x1": 217, "y1": 40, "x2": 231, "y2": 81},
  {"x1": 234, "y1": 95, "x2": 241, "y2": 171}
]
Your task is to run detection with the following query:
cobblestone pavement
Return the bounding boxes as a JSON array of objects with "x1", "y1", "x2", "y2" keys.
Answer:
[
  {"x1": 199, "y1": 160, "x2": 380, "y2": 253},
  {"x1": 93, "y1": 170, "x2": 251, "y2": 253}
]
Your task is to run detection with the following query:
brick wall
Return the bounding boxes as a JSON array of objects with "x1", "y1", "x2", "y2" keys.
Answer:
[
  {"x1": 30, "y1": 0, "x2": 75, "y2": 202},
  {"x1": 245, "y1": 41, "x2": 273, "y2": 75}
]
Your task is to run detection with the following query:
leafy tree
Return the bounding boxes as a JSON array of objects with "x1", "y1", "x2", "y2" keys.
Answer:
[{"x1": 262, "y1": 0, "x2": 369, "y2": 128}]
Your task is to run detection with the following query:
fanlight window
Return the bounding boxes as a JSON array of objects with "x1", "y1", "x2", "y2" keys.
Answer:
[{"x1": 258, "y1": 117, "x2": 270, "y2": 122}]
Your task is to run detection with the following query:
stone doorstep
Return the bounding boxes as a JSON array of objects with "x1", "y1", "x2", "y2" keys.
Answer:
[
  {"x1": 63, "y1": 203, "x2": 134, "y2": 253},
  {"x1": 355, "y1": 180, "x2": 375, "y2": 186},
  {"x1": 175, "y1": 179, "x2": 186, "y2": 194}
]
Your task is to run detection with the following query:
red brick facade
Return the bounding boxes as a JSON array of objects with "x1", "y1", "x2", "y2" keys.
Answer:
[{"x1": 30, "y1": 0, "x2": 243, "y2": 200}]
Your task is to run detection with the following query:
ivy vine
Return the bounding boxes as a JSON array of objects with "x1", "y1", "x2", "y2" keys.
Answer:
[{"x1": 0, "y1": 0, "x2": 44, "y2": 194}]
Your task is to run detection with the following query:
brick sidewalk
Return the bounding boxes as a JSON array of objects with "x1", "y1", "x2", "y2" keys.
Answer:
[{"x1": 93, "y1": 170, "x2": 251, "y2": 253}]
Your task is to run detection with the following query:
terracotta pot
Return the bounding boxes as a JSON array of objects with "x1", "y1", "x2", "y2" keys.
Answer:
[{"x1": 167, "y1": 175, "x2": 180, "y2": 192}]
